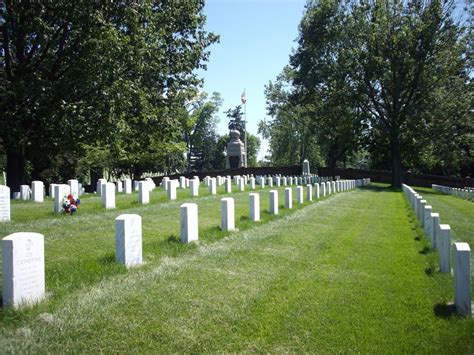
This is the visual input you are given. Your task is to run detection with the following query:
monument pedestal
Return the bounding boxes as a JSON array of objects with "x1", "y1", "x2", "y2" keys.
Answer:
[{"x1": 226, "y1": 130, "x2": 246, "y2": 168}]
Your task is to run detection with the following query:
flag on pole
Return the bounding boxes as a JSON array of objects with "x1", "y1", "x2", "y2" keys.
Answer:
[{"x1": 241, "y1": 91, "x2": 247, "y2": 104}]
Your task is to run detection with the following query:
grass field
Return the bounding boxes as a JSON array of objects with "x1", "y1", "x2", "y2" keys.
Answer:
[{"x1": 0, "y1": 182, "x2": 472, "y2": 352}]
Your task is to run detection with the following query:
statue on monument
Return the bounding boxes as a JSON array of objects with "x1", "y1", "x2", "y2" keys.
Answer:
[{"x1": 225, "y1": 106, "x2": 246, "y2": 168}]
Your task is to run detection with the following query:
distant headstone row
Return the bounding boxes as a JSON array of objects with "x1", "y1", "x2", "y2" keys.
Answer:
[
  {"x1": 403, "y1": 184, "x2": 471, "y2": 317},
  {"x1": 1, "y1": 178, "x2": 369, "y2": 308},
  {"x1": 432, "y1": 184, "x2": 474, "y2": 201}
]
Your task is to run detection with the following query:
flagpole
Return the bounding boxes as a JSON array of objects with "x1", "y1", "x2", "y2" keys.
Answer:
[{"x1": 243, "y1": 88, "x2": 247, "y2": 167}]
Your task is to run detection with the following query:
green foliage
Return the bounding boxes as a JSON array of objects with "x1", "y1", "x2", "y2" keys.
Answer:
[
  {"x1": 264, "y1": 0, "x2": 472, "y2": 185},
  {"x1": 1, "y1": 1, "x2": 218, "y2": 189}
]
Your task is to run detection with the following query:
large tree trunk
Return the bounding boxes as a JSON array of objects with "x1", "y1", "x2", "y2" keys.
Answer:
[
  {"x1": 391, "y1": 140, "x2": 402, "y2": 188},
  {"x1": 6, "y1": 145, "x2": 26, "y2": 197}
]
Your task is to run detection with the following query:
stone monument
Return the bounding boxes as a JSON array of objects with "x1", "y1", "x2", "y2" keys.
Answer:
[{"x1": 226, "y1": 130, "x2": 246, "y2": 169}]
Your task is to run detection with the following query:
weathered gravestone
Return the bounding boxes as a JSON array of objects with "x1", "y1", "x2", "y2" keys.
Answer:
[
  {"x1": 115, "y1": 214, "x2": 142, "y2": 267},
  {"x1": 302, "y1": 159, "x2": 310, "y2": 175},
  {"x1": 2, "y1": 232, "x2": 45, "y2": 308},
  {"x1": 0, "y1": 185, "x2": 11, "y2": 222}
]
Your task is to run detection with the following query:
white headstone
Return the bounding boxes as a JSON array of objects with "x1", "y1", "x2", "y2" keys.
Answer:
[
  {"x1": 209, "y1": 178, "x2": 217, "y2": 195},
  {"x1": 116, "y1": 181, "x2": 123, "y2": 193},
  {"x1": 314, "y1": 183, "x2": 320, "y2": 199},
  {"x1": 162, "y1": 177, "x2": 170, "y2": 191},
  {"x1": 321, "y1": 182, "x2": 326, "y2": 197},
  {"x1": 20, "y1": 185, "x2": 30, "y2": 200},
  {"x1": 419, "y1": 200, "x2": 427, "y2": 226},
  {"x1": 267, "y1": 177, "x2": 273, "y2": 188},
  {"x1": 102, "y1": 183, "x2": 116, "y2": 209},
  {"x1": 249, "y1": 193, "x2": 260, "y2": 222},
  {"x1": 269, "y1": 190, "x2": 278, "y2": 215},
  {"x1": 221, "y1": 197, "x2": 235, "y2": 231},
  {"x1": 238, "y1": 177, "x2": 245, "y2": 192},
  {"x1": 439, "y1": 224, "x2": 451, "y2": 273},
  {"x1": 0, "y1": 185, "x2": 11, "y2": 222},
  {"x1": 423, "y1": 205, "x2": 432, "y2": 242},
  {"x1": 285, "y1": 187, "x2": 292, "y2": 209},
  {"x1": 249, "y1": 177, "x2": 256, "y2": 190},
  {"x1": 225, "y1": 177, "x2": 232, "y2": 193},
  {"x1": 190, "y1": 179, "x2": 199, "y2": 197},
  {"x1": 180, "y1": 203, "x2": 198, "y2": 243},
  {"x1": 97, "y1": 179, "x2": 107, "y2": 195},
  {"x1": 431, "y1": 213, "x2": 439, "y2": 249},
  {"x1": 31, "y1": 181, "x2": 44, "y2": 203},
  {"x1": 453, "y1": 242, "x2": 471, "y2": 317},
  {"x1": 68, "y1": 179, "x2": 79, "y2": 198},
  {"x1": 49, "y1": 183, "x2": 58, "y2": 198},
  {"x1": 179, "y1": 176, "x2": 186, "y2": 189},
  {"x1": 259, "y1": 177, "x2": 265, "y2": 188},
  {"x1": 167, "y1": 180, "x2": 177, "y2": 200},
  {"x1": 115, "y1": 214, "x2": 142, "y2": 267},
  {"x1": 296, "y1": 186, "x2": 303, "y2": 204},
  {"x1": 54, "y1": 185, "x2": 68, "y2": 213},
  {"x1": 2, "y1": 232, "x2": 45, "y2": 308},
  {"x1": 138, "y1": 181, "x2": 149, "y2": 204},
  {"x1": 124, "y1": 178, "x2": 132, "y2": 194},
  {"x1": 306, "y1": 184, "x2": 313, "y2": 201}
]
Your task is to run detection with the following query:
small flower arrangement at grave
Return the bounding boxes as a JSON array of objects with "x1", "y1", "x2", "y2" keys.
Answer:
[{"x1": 62, "y1": 194, "x2": 80, "y2": 215}]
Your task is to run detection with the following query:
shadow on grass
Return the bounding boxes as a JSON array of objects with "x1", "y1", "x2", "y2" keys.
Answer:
[
  {"x1": 424, "y1": 266, "x2": 436, "y2": 276},
  {"x1": 97, "y1": 253, "x2": 116, "y2": 265},
  {"x1": 434, "y1": 303, "x2": 457, "y2": 319},
  {"x1": 167, "y1": 234, "x2": 180, "y2": 243},
  {"x1": 359, "y1": 185, "x2": 401, "y2": 193},
  {"x1": 418, "y1": 246, "x2": 432, "y2": 255}
]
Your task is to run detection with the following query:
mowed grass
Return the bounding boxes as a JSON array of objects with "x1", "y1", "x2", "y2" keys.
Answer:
[
  {"x1": 413, "y1": 186, "x2": 474, "y2": 245},
  {"x1": 0, "y1": 183, "x2": 472, "y2": 352}
]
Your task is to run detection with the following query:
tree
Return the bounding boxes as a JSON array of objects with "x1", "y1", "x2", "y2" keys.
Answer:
[
  {"x1": 180, "y1": 92, "x2": 223, "y2": 172},
  {"x1": 1, "y1": 1, "x2": 218, "y2": 194}
]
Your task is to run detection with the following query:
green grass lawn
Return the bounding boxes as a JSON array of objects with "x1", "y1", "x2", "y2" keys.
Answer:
[
  {"x1": 0, "y1": 182, "x2": 472, "y2": 352},
  {"x1": 413, "y1": 186, "x2": 474, "y2": 246}
]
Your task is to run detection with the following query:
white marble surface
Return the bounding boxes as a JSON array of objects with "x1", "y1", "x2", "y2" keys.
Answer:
[
  {"x1": 249, "y1": 193, "x2": 260, "y2": 222},
  {"x1": 138, "y1": 181, "x2": 149, "y2": 204},
  {"x1": 124, "y1": 178, "x2": 132, "y2": 194},
  {"x1": 423, "y1": 205, "x2": 433, "y2": 242},
  {"x1": 454, "y1": 242, "x2": 471, "y2": 317},
  {"x1": 221, "y1": 198, "x2": 235, "y2": 231},
  {"x1": 31, "y1": 181, "x2": 44, "y2": 203},
  {"x1": 180, "y1": 203, "x2": 198, "y2": 243},
  {"x1": 259, "y1": 177, "x2": 265, "y2": 188},
  {"x1": 0, "y1": 185, "x2": 11, "y2": 222},
  {"x1": 285, "y1": 187, "x2": 293, "y2": 209},
  {"x1": 68, "y1": 179, "x2": 79, "y2": 198},
  {"x1": 430, "y1": 213, "x2": 439, "y2": 249},
  {"x1": 296, "y1": 186, "x2": 303, "y2": 204},
  {"x1": 209, "y1": 178, "x2": 217, "y2": 195},
  {"x1": 102, "y1": 183, "x2": 116, "y2": 209},
  {"x1": 269, "y1": 190, "x2": 278, "y2": 215},
  {"x1": 167, "y1": 180, "x2": 177, "y2": 200},
  {"x1": 249, "y1": 177, "x2": 256, "y2": 190},
  {"x1": 267, "y1": 177, "x2": 273, "y2": 188},
  {"x1": 20, "y1": 185, "x2": 30, "y2": 200},
  {"x1": 306, "y1": 184, "x2": 313, "y2": 201},
  {"x1": 314, "y1": 183, "x2": 320, "y2": 199},
  {"x1": 2, "y1": 232, "x2": 45, "y2": 308},
  {"x1": 321, "y1": 182, "x2": 326, "y2": 197},
  {"x1": 179, "y1": 176, "x2": 186, "y2": 189},
  {"x1": 439, "y1": 224, "x2": 451, "y2": 273},
  {"x1": 190, "y1": 179, "x2": 199, "y2": 197},
  {"x1": 115, "y1": 214, "x2": 142, "y2": 267},
  {"x1": 116, "y1": 181, "x2": 123, "y2": 193}
]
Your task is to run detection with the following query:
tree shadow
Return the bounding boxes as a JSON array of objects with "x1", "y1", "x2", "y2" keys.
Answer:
[
  {"x1": 359, "y1": 185, "x2": 401, "y2": 193},
  {"x1": 419, "y1": 246, "x2": 431, "y2": 255},
  {"x1": 167, "y1": 234, "x2": 180, "y2": 243},
  {"x1": 433, "y1": 303, "x2": 457, "y2": 319}
]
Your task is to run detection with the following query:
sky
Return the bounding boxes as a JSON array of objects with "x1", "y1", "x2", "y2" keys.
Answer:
[{"x1": 199, "y1": 0, "x2": 307, "y2": 160}]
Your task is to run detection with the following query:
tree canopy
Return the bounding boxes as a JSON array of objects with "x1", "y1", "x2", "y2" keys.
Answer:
[
  {"x1": 1, "y1": 0, "x2": 218, "y2": 193},
  {"x1": 263, "y1": 0, "x2": 472, "y2": 186}
]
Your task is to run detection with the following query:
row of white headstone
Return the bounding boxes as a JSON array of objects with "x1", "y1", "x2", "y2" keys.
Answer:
[
  {"x1": 1, "y1": 178, "x2": 370, "y2": 308},
  {"x1": 402, "y1": 184, "x2": 471, "y2": 317},
  {"x1": 432, "y1": 184, "x2": 474, "y2": 201}
]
